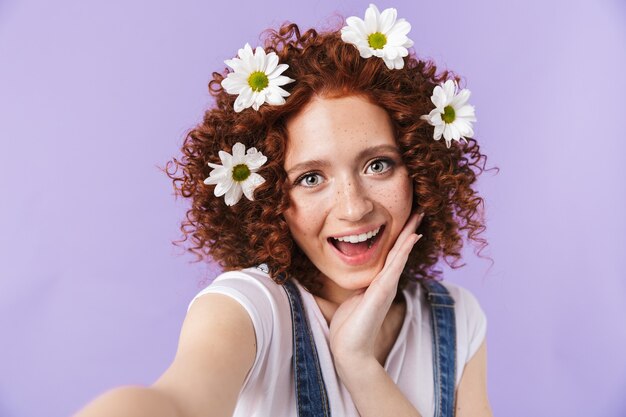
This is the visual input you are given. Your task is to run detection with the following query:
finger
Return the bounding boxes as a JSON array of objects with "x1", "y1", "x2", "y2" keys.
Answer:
[
  {"x1": 367, "y1": 232, "x2": 422, "y2": 308},
  {"x1": 376, "y1": 229, "x2": 423, "y2": 287},
  {"x1": 383, "y1": 232, "x2": 423, "y2": 280},
  {"x1": 383, "y1": 211, "x2": 424, "y2": 269}
]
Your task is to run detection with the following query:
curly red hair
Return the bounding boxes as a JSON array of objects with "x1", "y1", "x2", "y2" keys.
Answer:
[{"x1": 164, "y1": 21, "x2": 495, "y2": 293}]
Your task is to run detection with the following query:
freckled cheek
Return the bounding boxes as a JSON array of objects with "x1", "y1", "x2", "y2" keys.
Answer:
[
  {"x1": 286, "y1": 200, "x2": 328, "y2": 242},
  {"x1": 369, "y1": 177, "x2": 413, "y2": 212}
]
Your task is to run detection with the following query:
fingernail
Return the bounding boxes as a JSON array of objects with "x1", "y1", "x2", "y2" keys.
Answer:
[{"x1": 414, "y1": 234, "x2": 423, "y2": 244}]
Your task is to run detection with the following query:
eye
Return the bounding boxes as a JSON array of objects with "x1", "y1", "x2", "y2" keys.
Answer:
[
  {"x1": 365, "y1": 158, "x2": 393, "y2": 174},
  {"x1": 296, "y1": 173, "x2": 324, "y2": 188}
]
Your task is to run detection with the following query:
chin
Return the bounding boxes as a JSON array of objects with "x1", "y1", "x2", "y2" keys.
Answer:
[{"x1": 325, "y1": 264, "x2": 384, "y2": 290}]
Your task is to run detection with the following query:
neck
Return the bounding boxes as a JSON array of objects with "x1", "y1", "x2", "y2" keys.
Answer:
[
  {"x1": 307, "y1": 272, "x2": 405, "y2": 327},
  {"x1": 305, "y1": 273, "x2": 357, "y2": 325},
  {"x1": 315, "y1": 276, "x2": 361, "y2": 305}
]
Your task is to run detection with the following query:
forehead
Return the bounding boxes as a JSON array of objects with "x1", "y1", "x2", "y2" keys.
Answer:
[{"x1": 284, "y1": 95, "x2": 396, "y2": 166}]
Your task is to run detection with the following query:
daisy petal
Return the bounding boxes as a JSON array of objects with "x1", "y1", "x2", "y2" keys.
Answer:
[
  {"x1": 267, "y1": 63, "x2": 290, "y2": 79},
  {"x1": 270, "y1": 85, "x2": 291, "y2": 97},
  {"x1": 218, "y1": 150, "x2": 233, "y2": 166},
  {"x1": 456, "y1": 104, "x2": 476, "y2": 119},
  {"x1": 245, "y1": 149, "x2": 268, "y2": 170},
  {"x1": 238, "y1": 88, "x2": 256, "y2": 111},
  {"x1": 231, "y1": 142, "x2": 246, "y2": 161},
  {"x1": 224, "y1": 183, "x2": 243, "y2": 206},
  {"x1": 224, "y1": 58, "x2": 246, "y2": 73},
  {"x1": 207, "y1": 162, "x2": 224, "y2": 170},
  {"x1": 239, "y1": 43, "x2": 254, "y2": 61},
  {"x1": 431, "y1": 86, "x2": 446, "y2": 108},
  {"x1": 271, "y1": 75, "x2": 295, "y2": 87},
  {"x1": 379, "y1": 7, "x2": 397, "y2": 33},
  {"x1": 443, "y1": 124, "x2": 453, "y2": 142},
  {"x1": 221, "y1": 75, "x2": 247, "y2": 95},
  {"x1": 364, "y1": 4, "x2": 380, "y2": 33},
  {"x1": 264, "y1": 52, "x2": 278, "y2": 74},
  {"x1": 345, "y1": 16, "x2": 368, "y2": 37},
  {"x1": 450, "y1": 123, "x2": 461, "y2": 140},
  {"x1": 443, "y1": 80, "x2": 457, "y2": 99},
  {"x1": 451, "y1": 88, "x2": 471, "y2": 108},
  {"x1": 265, "y1": 89, "x2": 287, "y2": 105},
  {"x1": 434, "y1": 124, "x2": 445, "y2": 140},
  {"x1": 357, "y1": 46, "x2": 374, "y2": 58},
  {"x1": 430, "y1": 111, "x2": 443, "y2": 124},
  {"x1": 253, "y1": 91, "x2": 267, "y2": 109},
  {"x1": 205, "y1": 166, "x2": 227, "y2": 181},
  {"x1": 393, "y1": 57, "x2": 404, "y2": 69},
  {"x1": 253, "y1": 46, "x2": 266, "y2": 71},
  {"x1": 385, "y1": 47, "x2": 399, "y2": 60},
  {"x1": 386, "y1": 19, "x2": 411, "y2": 37},
  {"x1": 242, "y1": 173, "x2": 266, "y2": 200},
  {"x1": 214, "y1": 176, "x2": 234, "y2": 197},
  {"x1": 382, "y1": 56, "x2": 394, "y2": 69},
  {"x1": 341, "y1": 29, "x2": 363, "y2": 46}
]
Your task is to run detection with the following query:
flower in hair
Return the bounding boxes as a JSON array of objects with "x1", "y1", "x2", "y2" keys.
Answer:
[
  {"x1": 203, "y1": 142, "x2": 267, "y2": 206},
  {"x1": 221, "y1": 43, "x2": 295, "y2": 113},
  {"x1": 420, "y1": 80, "x2": 477, "y2": 148},
  {"x1": 341, "y1": 3, "x2": 414, "y2": 70}
]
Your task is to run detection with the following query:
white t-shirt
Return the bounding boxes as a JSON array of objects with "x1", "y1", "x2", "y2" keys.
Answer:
[{"x1": 187, "y1": 267, "x2": 487, "y2": 417}]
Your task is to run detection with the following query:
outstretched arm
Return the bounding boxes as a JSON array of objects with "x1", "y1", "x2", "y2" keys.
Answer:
[{"x1": 74, "y1": 293, "x2": 257, "y2": 417}]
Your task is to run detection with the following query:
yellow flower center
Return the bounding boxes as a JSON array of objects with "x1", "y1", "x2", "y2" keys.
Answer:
[
  {"x1": 248, "y1": 71, "x2": 269, "y2": 92},
  {"x1": 367, "y1": 32, "x2": 387, "y2": 49},
  {"x1": 442, "y1": 105, "x2": 456, "y2": 123},
  {"x1": 232, "y1": 164, "x2": 251, "y2": 182}
]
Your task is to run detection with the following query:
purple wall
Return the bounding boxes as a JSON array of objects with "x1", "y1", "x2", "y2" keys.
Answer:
[{"x1": 1, "y1": 0, "x2": 625, "y2": 416}]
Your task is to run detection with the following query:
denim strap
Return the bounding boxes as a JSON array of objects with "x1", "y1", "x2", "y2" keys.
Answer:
[
  {"x1": 419, "y1": 279, "x2": 457, "y2": 417},
  {"x1": 283, "y1": 279, "x2": 332, "y2": 417},
  {"x1": 281, "y1": 274, "x2": 456, "y2": 417}
]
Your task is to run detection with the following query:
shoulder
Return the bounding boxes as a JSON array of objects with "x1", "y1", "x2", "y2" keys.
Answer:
[
  {"x1": 183, "y1": 266, "x2": 293, "y2": 391},
  {"x1": 439, "y1": 281, "x2": 485, "y2": 314},
  {"x1": 405, "y1": 279, "x2": 488, "y2": 362},
  {"x1": 187, "y1": 266, "x2": 291, "y2": 337},
  {"x1": 405, "y1": 279, "x2": 485, "y2": 316},
  {"x1": 188, "y1": 266, "x2": 287, "y2": 312}
]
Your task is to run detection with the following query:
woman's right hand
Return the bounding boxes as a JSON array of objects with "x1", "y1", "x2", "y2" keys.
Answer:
[{"x1": 327, "y1": 211, "x2": 424, "y2": 365}]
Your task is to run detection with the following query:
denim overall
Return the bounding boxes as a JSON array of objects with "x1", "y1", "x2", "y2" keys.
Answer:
[{"x1": 282, "y1": 278, "x2": 457, "y2": 417}]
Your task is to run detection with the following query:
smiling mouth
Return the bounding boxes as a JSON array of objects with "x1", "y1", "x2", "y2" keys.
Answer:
[{"x1": 328, "y1": 225, "x2": 385, "y2": 257}]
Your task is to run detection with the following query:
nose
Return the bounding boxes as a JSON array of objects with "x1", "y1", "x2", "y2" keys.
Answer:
[{"x1": 333, "y1": 176, "x2": 374, "y2": 222}]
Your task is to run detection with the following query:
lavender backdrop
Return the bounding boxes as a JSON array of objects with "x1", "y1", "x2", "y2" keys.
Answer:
[{"x1": 1, "y1": 0, "x2": 625, "y2": 416}]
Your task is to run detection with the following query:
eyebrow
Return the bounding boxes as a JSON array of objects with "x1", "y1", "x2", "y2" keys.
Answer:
[{"x1": 285, "y1": 144, "x2": 401, "y2": 176}]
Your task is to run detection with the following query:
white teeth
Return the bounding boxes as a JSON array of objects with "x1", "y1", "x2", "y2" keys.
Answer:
[{"x1": 333, "y1": 226, "x2": 381, "y2": 243}]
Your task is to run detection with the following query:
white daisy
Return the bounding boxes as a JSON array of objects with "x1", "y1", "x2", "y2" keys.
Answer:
[
  {"x1": 221, "y1": 43, "x2": 295, "y2": 113},
  {"x1": 203, "y1": 142, "x2": 267, "y2": 206},
  {"x1": 341, "y1": 3, "x2": 414, "y2": 70},
  {"x1": 420, "y1": 80, "x2": 477, "y2": 148}
]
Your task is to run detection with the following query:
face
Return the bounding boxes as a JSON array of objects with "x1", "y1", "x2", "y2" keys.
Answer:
[{"x1": 283, "y1": 94, "x2": 414, "y2": 301}]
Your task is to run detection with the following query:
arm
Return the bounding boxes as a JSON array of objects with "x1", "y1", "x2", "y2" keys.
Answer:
[
  {"x1": 73, "y1": 293, "x2": 257, "y2": 417},
  {"x1": 455, "y1": 339, "x2": 493, "y2": 417},
  {"x1": 335, "y1": 356, "x2": 423, "y2": 417},
  {"x1": 327, "y1": 212, "x2": 425, "y2": 417},
  {"x1": 336, "y1": 339, "x2": 494, "y2": 417}
]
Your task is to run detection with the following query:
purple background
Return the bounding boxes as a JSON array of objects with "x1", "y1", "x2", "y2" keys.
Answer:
[{"x1": 1, "y1": 0, "x2": 625, "y2": 416}]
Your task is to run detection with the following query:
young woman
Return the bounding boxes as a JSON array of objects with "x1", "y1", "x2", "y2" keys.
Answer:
[{"x1": 76, "y1": 5, "x2": 493, "y2": 417}]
